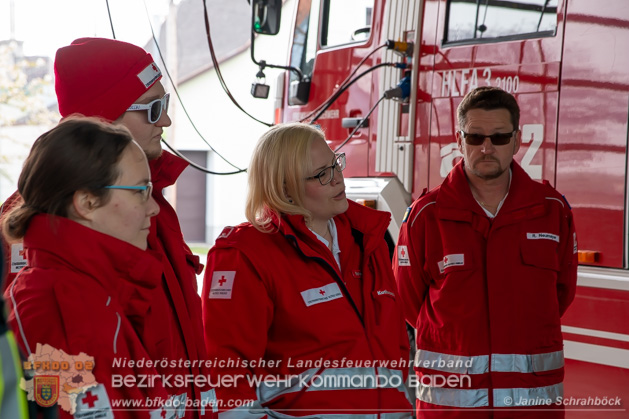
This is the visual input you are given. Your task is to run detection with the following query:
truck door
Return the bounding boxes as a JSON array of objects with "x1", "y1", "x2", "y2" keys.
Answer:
[{"x1": 283, "y1": 0, "x2": 378, "y2": 178}]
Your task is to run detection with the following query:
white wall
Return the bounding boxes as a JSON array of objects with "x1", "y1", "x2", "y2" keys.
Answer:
[{"x1": 171, "y1": 0, "x2": 295, "y2": 243}]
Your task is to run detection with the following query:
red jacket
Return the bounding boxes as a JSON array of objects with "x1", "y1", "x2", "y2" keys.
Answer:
[
  {"x1": 6, "y1": 215, "x2": 175, "y2": 418},
  {"x1": 202, "y1": 201, "x2": 413, "y2": 418},
  {"x1": 394, "y1": 161, "x2": 577, "y2": 419},
  {"x1": 1, "y1": 152, "x2": 214, "y2": 418},
  {"x1": 147, "y1": 152, "x2": 214, "y2": 417}
]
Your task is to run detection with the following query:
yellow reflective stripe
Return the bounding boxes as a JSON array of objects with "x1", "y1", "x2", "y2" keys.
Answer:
[
  {"x1": 415, "y1": 349, "x2": 564, "y2": 374},
  {"x1": 258, "y1": 367, "x2": 407, "y2": 404},
  {"x1": 494, "y1": 383, "x2": 563, "y2": 407},
  {"x1": 416, "y1": 382, "x2": 489, "y2": 408},
  {"x1": 491, "y1": 351, "x2": 564, "y2": 373},
  {"x1": 415, "y1": 349, "x2": 489, "y2": 374},
  {"x1": 0, "y1": 331, "x2": 29, "y2": 419}
]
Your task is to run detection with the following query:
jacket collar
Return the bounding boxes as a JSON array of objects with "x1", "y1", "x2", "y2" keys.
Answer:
[
  {"x1": 24, "y1": 215, "x2": 163, "y2": 310},
  {"x1": 437, "y1": 160, "x2": 548, "y2": 226},
  {"x1": 149, "y1": 150, "x2": 189, "y2": 191},
  {"x1": 437, "y1": 160, "x2": 484, "y2": 220},
  {"x1": 273, "y1": 200, "x2": 391, "y2": 259}
]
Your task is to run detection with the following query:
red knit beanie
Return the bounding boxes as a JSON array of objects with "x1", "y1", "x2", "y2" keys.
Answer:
[{"x1": 54, "y1": 37, "x2": 162, "y2": 122}]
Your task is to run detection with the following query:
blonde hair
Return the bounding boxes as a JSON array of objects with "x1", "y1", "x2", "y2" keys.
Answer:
[{"x1": 245, "y1": 122, "x2": 326, "y2": 232}]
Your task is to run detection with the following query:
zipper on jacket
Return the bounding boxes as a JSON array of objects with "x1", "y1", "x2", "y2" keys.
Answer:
[
  {"x1": 286, "y1": 234, "x2": 365, "y2": 327},
  {"x1": 287, "y1": 233, "x2": 393, "y2": 415}
]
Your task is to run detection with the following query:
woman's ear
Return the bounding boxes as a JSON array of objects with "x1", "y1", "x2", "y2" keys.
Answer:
[{"x1": 71, "y1": 190, "x2": 100, "y2": 221}]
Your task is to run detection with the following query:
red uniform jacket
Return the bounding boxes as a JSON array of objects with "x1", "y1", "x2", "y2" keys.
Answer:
[
  {"x1": 1, "y1": 151, "x2": 215, "y2": 418},
  {"x1": 202, "y1": 201, "x2": 413, "y2": 418},
  {"x1": 6, "y1": 215, "x2": 175, "y2": 418},
  {"x1": 394, "y1": 161, "x2": 578, "y2": 419},
  {"x1": 148, "y1": 152, "x2": 215, "y2": 418}
]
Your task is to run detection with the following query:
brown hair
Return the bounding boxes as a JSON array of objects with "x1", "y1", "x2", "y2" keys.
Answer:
[
  {"x1": 457, "y1": 86, "x2": 520, "y2": 131},
  {"x1": 3, "y1": 117, "x2": 133, "y2": 240},
  {"x1": 245, "y1": 122, "x2": 326, "y2": 232}
]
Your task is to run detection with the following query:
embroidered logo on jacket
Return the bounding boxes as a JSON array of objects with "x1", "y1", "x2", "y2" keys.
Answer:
[
  {"x1": 74, "y1": 384, "x2": 114, "y2": 418},
  {"x1": 150, "y1": 404, "x2": 177, "y2": 419},
  {"x1": 209, "y1": 271, "x2": 236, "y2": 299},
  {"x1": 527, "y1": 232, "x2": 560, "y2": 243},
  {"x1": 397, "y1": 245, "x2": 411, "y2": 266},
  {"x1": 11, "y1": 242, "x2": 27, "y2": 273},
  {"x1": 376, "y1": 290, "x2": 396, "y2": 298},
  {"x1": 301, "y1": 282, "x2": 343, "y2": 307},
  {"x1": 437, "y1": 254, "x2": 464, "y2": 273},
  {"x1": 573, "y1": 232, "x2": 578, "y2": 254},
  {"x1": 218, "y1": 227, "x2": 234, "y2": 239}
]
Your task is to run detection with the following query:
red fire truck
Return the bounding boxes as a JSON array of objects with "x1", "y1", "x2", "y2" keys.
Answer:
[{"x1": 251, "y1": 0, "x2": 629, "y2": 416}]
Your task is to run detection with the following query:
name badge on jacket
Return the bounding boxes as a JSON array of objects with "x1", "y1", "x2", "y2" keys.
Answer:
[{"x1": 301, "y1": 282, "x2": 343, "y2": 307}]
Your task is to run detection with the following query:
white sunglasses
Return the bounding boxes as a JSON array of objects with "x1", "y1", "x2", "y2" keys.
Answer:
[{"x1": 126, "y1": 93, "x2": 170, "y2": 124}]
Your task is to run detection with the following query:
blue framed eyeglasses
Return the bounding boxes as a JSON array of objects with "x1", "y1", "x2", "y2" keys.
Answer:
[
  {"x1": 126, "y1": 93, "x2": 170, "y2": 124},
  {"x1": 103, "y1": 182, "x2": 153, "y2": 202}
]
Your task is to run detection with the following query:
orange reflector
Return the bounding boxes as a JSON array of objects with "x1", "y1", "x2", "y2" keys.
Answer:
[
  {"x1": 274, "y1": 108, "x2": 282, "y2": 125},
  {"x1": 577, "y1": 250, "x2": 600, "y2": 264},
  {"x1": 355, "y1": 199, "x2": 377, "y2": 209}
]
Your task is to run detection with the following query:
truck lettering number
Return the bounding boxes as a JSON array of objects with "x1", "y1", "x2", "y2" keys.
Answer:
[
  {"x1": 520, "y1": 124, "x2": 543, "y2": 180},
  {"x1": 441, "y1": 69, "x2": 480, "y2": 97},
  {"x1": 495, "y1": 75, "x2": 520, "y2": 93},
  {"x1": 483, "y1": 68, "x2": 492, "y2": 86},
  {"x1": 440, "y1": 68, "x2": 519, "y2": 97}
]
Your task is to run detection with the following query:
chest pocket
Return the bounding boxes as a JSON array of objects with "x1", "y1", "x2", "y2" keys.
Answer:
[{"x1": 520, "y1": 232, "x2": 560, "y2": 272}]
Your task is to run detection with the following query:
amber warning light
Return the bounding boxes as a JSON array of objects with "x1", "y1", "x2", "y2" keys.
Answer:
[{"x1": 577, "y1": 250, "x2": 600, "y2": 264}]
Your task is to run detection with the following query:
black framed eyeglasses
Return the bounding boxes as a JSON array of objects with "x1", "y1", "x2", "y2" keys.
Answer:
[
  {"x1": 126, "y1": 93, "x2": 170, "y2": 124},
  {"x1": 103, "y1": 182, "x2": 153, "y2": 202},
  {"x1": 305, "y1": 153, "x2": 346, "y2": 186},
  {"x1": 460, "y1": 130, "x2": 516, "y2": 146}
]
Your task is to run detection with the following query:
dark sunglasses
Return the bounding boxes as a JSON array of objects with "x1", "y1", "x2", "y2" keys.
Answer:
[
  {"x1": 126, "y1": 93, "x2": 170, "y2": 124},
  {"x1": 460, "y1": 130, "x2": 516, "y2": 146}
]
